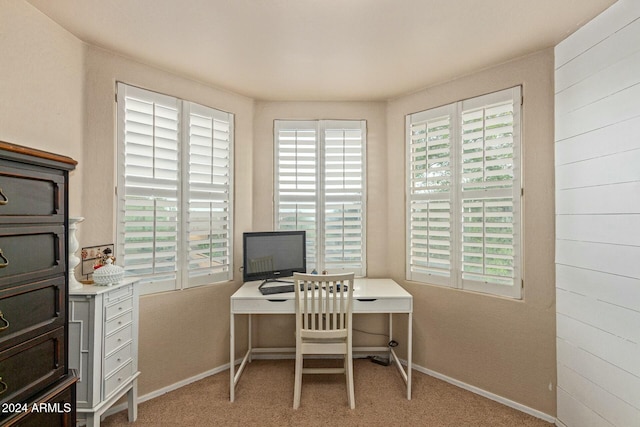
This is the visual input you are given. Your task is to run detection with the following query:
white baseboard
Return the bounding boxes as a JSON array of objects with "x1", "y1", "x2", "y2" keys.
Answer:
[
  {"x1": 101, "y1": 362, "x2": 231, "y2": 420},
  {"x1": 102, "y1": 359, "x2": 557, "y2": 425},
  {"x1": 409, "y1": 361, "x2": 557, "y2": 424}
]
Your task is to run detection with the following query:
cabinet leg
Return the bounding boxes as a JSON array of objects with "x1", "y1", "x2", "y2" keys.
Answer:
[
  {"x1": 86, "y1": 413, "x2": 100, "y2": 427},
  {"x1": 127, "y1": 379, "x2": 138, "y2": 422}
]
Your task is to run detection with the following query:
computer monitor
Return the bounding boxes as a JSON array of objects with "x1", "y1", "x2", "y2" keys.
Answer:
[{"x1": 242, "y1": 230, "x2": 306, "y2": 283}]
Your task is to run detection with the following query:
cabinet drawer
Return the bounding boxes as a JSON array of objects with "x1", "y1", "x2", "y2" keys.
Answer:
[
  {"x1": 0, "y1": 277, "x2": 65, "y2": 350},
  {"x1": 0, "y1": 327, "x2": 66, "y2": 406},
  {"x1": 0, "y1": 163, "x2": 65, "y2": 224},
  {"x1": 104, "y1": 360, "x2": 133, "y2": 399},
  {"x1": 105, "y1": 310, "x2": 133, "y2": 336},
  {"x1": 0, "y1": 226, "x2": 65, "y2": 288},
  {"x1": 104, "y1": 324, "x2": 132, "y2": 356},
  {"x1": 105, "y1": 297, "x2": 133, "y2": 322},
  {"x1": 103, "y1": 284, "x2": 133, "y2": 304},
  {"x1": 104, "y1": 342, "x2": 132, "y2": 378}
]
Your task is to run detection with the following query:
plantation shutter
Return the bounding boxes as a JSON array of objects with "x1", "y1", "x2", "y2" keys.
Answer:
[
  {"x1": 460, "y1": 87, "x2": 521, "y2": 297},
  {"x1": 185, "y1": 103, "x2": 234, "y2": 287},
  {"x1": 406, "y1": 104, "x2": 454, "y2": 285},
  {"x1": 323, "y1": 121, "x2": 366, "y2": 275},
  {"x1": 117, "y1": 84, "x2": 180, "y2": 291},
  {"x1": 275, "y1": 120, "x2": 366, "y2": 275},
  {"x1": 274, "y1": 121, "x2": 319, "y2": 270},
  {"x1": 117, "y1": 83, "x2": 234, "y2": 293},
  {"x1": 406, "y1": 86, "x2": 521, "y2": 298}
]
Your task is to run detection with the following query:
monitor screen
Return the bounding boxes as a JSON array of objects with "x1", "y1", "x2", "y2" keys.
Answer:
[{"x1": 242, "y1": 231, "x2": 306, "y2": 283}]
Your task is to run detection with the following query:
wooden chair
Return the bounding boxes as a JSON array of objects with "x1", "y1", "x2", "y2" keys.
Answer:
[{"x1": 293, "y1": 272, "x2": 355, "y2": 409}]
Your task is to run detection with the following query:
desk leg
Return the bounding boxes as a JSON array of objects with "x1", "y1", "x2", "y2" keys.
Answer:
[
  {"x1": 231, "y1": 313, "x2": 256, "y2": 402},
  {"x1": 248, "y1": 313, "x2": 252, "y2": 363},
  {"x1": 388, "y1": 312, "x2": 412, "y2": 400},
  {"x1": 407, "y1": 312, "x2": 412, "y2": 400},
  {"x1": 230, "y1": 311, "x2": 235, "y2": 402},
  {"x1": 388, "y1": 313, "x2": 393, "y2": 362}
]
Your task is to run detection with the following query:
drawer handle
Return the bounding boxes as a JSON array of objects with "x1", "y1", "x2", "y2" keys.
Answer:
[
  {"x1": 0, "y1": 249, "x2": 8, "y2": 268},
  {"x1": 0, "y1": 311, "x2": 8, "y2": 331},
  {"x1": 0, "y1": 377, "x2": 7, "y2": 395},
  {"x1": 0, "y1": 188, "x2": 7, "y2": 205}
]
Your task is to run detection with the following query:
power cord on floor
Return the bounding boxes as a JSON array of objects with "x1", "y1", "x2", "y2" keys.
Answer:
[{"x1": 365, "y1": 340, "x2": 399, "y2": 366}]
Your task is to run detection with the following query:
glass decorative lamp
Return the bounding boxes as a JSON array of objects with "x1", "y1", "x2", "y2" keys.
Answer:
[{"x1": 92, "y1": 257, "x2": 125, "y2": 286}]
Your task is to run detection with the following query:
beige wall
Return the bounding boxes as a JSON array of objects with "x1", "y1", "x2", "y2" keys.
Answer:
[
  {"x1": 3, "y1": 0, "x2": 556, "y2": 416},
  {"x1": 0, "y1": 0, "x2": 84, "y2": 216},
  {"x1": 387, "y1": 49, "x2": 556, "y2": 415}
]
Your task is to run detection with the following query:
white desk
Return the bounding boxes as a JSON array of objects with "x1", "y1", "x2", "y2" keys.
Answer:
[{"x1": 230, "y1": 278, "x2": 413, "y2": 402}]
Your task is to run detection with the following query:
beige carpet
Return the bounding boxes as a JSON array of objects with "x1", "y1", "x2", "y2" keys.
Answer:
[{"x1": 102, "y1": 359, "x2": 554, "y2": 426}]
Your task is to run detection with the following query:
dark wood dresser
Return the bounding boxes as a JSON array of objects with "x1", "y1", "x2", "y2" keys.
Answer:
[{"x1": 0, "y1": 141, "x2": 78, "y2": 426}]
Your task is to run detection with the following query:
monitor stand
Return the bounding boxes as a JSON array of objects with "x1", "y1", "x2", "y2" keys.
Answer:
[{"x1": 260, "y1": 278, "x2": 293, "y2": 286}]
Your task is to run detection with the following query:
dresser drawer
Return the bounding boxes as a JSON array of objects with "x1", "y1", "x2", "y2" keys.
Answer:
[
  {"x1": 0, "y1": 226, "x2": 65, "y2": 288},
  {"x1": 6, "y1": 378, "x2": 75, "y2": 427},
  {"x1": 0, "y1": 277, "x2": 64, "y2": 350},
  {"x1": 0, "y1": 327, "x2": 65, "y2": 405},
  {"x1": 104, "y1": 342, "x2": 132, "y2": 378},
  {"x1": 105, "y1": 310, "x2": 133, "y2": 336},
  {"x1": 0, "y1": 162, "x2": 65, "y2": 224},
  {"x1": 103, "y1": 284, "x2": 133, "y2": 304},
  {"x1": 105, "y1": 297, "x2": 133, "y2": 322},
  {"x1": 103, "y1": 360, "x2": 133, "y2": 399},
  {"x1": 104, "y1": 324, "x2": 133, "y2": 356}
]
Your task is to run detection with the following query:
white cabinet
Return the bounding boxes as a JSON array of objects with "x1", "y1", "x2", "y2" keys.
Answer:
[{"x1": 69, "y1": 279, "x2": 140, "y2": 426}]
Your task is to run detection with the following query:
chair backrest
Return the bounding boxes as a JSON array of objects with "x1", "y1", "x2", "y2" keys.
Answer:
[{"x1": 294, "y1": 273, "x2": 355, "y2": 335}]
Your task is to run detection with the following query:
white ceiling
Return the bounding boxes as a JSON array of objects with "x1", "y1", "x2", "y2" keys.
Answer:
[{"x1": 26, "y1": 0, "x2": 616, "y2": 101}]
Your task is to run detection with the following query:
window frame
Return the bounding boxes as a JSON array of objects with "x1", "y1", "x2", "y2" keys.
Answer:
[
  {"x1": 406, "y1": 86, "x2": 522, "y2": 299},
  {"x1": 274, "y1": 119, "x2": 367, "y2": 276},
  {"x1": 116, "y1": 83, "x2": 234, "y2": 295}
]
